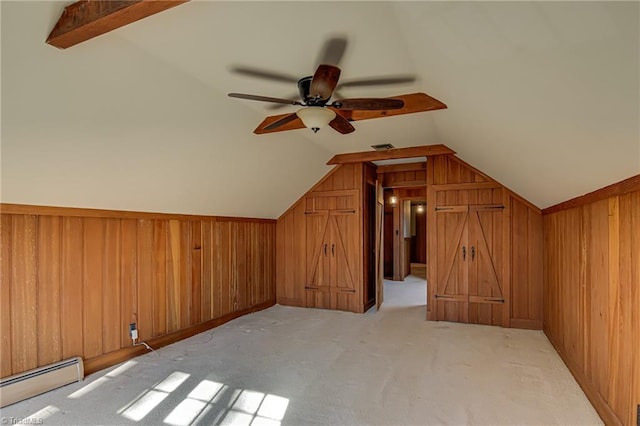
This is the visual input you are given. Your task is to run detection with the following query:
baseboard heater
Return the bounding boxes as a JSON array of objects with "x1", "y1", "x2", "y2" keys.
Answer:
[{"x1": 0, "y1": 357, "x2": 84, "y2": 408}]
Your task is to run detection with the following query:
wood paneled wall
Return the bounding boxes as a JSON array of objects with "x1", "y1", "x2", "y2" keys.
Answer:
[
  {"x1": 278, "y1": 154, "x2": 543, "y2": 328},
  {"x1": 431, "y1": 155, "x2": 492, "y2": 185},
  {"x1": 509, "y1": 197, "x2": 543, "y2": 329},
  {"x1": 0, "y1": 205, "x2": 276, "y2": 378},
  {"x1": 378, "y1": 162, "x2": 426, "y2": 188},
  {"x1": 542, "y1": 176, "x2": 640, "y2": 425},
  {"x1": 427, "y1": 155, "x2": 543, "y2": 327},
  {"x1": 276, "y1": 164, "x2": 364, "y2": 309},
  {"x1": 276, "y1": 203, "x2": 307, "y2": 307}
]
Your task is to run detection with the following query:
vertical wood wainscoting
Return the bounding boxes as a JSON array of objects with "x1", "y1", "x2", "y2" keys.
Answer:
[
  {"x1": 0, "y1": 205, "x2": 276, "y2": 378},
  {"x1": 543, "y1": 175, "x2": 640, "y2": 426}
]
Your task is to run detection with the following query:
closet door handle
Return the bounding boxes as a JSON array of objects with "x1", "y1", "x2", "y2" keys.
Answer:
[
  {"x1": 471, "y1": 246, "x2": 475, "y2": 261},
  {"x1": 324, "y1": 244, "x2": 327, "y2": 256},
  {"x1": 462, "y1": 246, "x2": 466, "y2": 261},
  {"x1": 331, "y1": 244, "x2": 335, "y2": 256}
]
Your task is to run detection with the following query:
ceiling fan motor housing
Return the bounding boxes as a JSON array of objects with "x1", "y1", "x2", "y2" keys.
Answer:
[{"x1": 298, "y1": 76, "x2": 324, "y2": 105}]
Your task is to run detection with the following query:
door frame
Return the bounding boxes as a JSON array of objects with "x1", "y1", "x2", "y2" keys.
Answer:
[
  {"x1": 395, "y1": 196, "x2": 427, "y2": 280},
  {"x1": 375, "y1": 187, "x2": 428, "y2": 313},
  {"x1": 375, "y1": 179, "x2": 384, "y2": 310}
]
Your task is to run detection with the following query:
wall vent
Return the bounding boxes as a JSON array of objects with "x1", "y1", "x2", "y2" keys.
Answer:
[
  {"x1": 0, "y1": 357, "x2": 84, "y2": 407},
  {"x1": 371, "y1": 143, "x2": 395, "y2": 151}
]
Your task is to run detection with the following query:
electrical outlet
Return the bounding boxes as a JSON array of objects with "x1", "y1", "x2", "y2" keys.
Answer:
[{"x1": 129, "y1": 323, "x2": 138, "y2": 340}]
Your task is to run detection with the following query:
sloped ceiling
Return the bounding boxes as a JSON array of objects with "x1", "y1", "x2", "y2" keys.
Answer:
[{"x1": 1, "y1": 1, "x2": 638, "y2": 218}]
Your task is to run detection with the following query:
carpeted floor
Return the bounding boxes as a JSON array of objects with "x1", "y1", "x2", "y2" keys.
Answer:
[{"x1": 0, "y1": 277, "x2": 601, "y2": 425}]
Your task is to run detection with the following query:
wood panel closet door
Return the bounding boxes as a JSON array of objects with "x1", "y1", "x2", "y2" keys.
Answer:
[
  {"x1": 305, "y1": 210, "x2": 332, "y2": 309},
  {"x1": 468, "y1": 205, "x2": 505, "y2": 326},
  {"x1": 434, "y1": 201, "x2": 506, "y2": 326},
  {"x1": 304, "y1": 191, "x2": 360, "y2": 311},
  {"x1": 435, "y1": 205, "x2": 469, "y2": 322},
  {"x1": 332, "y1": 209, "x2": 358, "y2": 294},
  {"x1": 306, "y1": 211, "x2": 330, "y2": 289}
]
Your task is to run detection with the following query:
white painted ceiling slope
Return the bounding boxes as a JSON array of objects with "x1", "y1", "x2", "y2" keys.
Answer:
[{"x1": 1, "y1": 1, "x2": 638, "y2": 218}]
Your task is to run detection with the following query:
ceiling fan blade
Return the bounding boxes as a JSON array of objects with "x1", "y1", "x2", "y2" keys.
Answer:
[
  {"x1": 228, "y1": 93, "x2": 303, "y2": 106},
  {"x1": 254, "y1": 113, "x2": 305, "y2": 135},
  {"x1": 337, "y1": 93, "x2": 447, "y2": 121},
  {"x1": 328, "y1": 112, "x2": 355, "y2": 134},
  {"x1": 266, "y1": 93, "x2": 300, "y2": 110},
  {"x1": 332, "y1": 98, "x2": 404, "y2": 110},
  {"x1": 263, "y1": 113, "x2": 299, "y2": 131},
  {"x1": 338, "y1": 75, "x2": 416, "y2": 88},
  {"x1": 230, "y1": 66, "x2": 299, "y2": 84},
  {"x1": 316, "y1": 36, "x2": 348, "y2": 67},
  {"x1": 309, "y1": 65, "x2": 341, "y2": 102}
]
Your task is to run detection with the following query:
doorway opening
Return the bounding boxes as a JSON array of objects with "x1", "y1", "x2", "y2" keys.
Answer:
[
  {"x1": 382, "y1": 193, "x2": 427, "y2": 308},
  {"x1": 369, "y1": 158, "x2": 429, "y2": 314}
]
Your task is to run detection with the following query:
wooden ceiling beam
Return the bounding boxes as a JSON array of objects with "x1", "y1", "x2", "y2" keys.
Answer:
[
  {"x1": 46, "y1": 0, "x2": 189, "y2": 49},
  {"x1": 326, "y1": 144, "x2": 455, "y2": 165}
]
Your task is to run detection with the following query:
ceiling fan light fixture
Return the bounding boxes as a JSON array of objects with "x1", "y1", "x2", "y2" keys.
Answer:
[{"x1": 296, "y1": 107, "x2": 335, "y2": 133}]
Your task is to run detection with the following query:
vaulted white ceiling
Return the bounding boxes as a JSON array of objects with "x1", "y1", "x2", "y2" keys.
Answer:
[{"x1": 1, "y1": 1, "x2": 638, "y2": 218}]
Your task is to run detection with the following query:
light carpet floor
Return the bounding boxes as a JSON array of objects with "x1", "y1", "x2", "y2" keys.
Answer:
[{"x1": 1, "y1": 277, "x2": 602, "y2": 425}]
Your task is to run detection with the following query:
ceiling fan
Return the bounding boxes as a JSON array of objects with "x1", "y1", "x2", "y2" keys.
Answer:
[{"x1": 228, "y1": 37, "x2": 447, "y2": 135}]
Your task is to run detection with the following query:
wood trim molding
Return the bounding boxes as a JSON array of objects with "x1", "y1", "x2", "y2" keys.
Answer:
[
  {"x1": 84, "y1": 299, "x2": 275, "y2": 376},
  {"x1": 426, "y1": 162, "x2": 436, "y2": 320},
  {"x1": 275, "y1": 297, "x2": 304, "y2": 307},
  {"x1": 432, "y1": 182, "x2": 502, "y2": 191},
  {"x1": 376, "y1": 162, "x2": 426, "y2": 174},
  {"x1": 47, "y1": 0, "x2": 189, "y2": 49},
  {"x1": 0, "y1": 203, "x2": 275, "y2": 223},
  {"x1": 510, "y1": 319, "x2": 542, "y2": 330},
  {"x1": 502, "y1": 190, "x2": 512, "y2": 328},
  {"x1": 542, "y1": 174, "x2": 640, "y2": 215},
  {"x1": 383, "y1": 181, "x2": 427, "y2": 189},
  {"x1": 327, "y1": 144, "x2": 455, "y2": 165}
]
